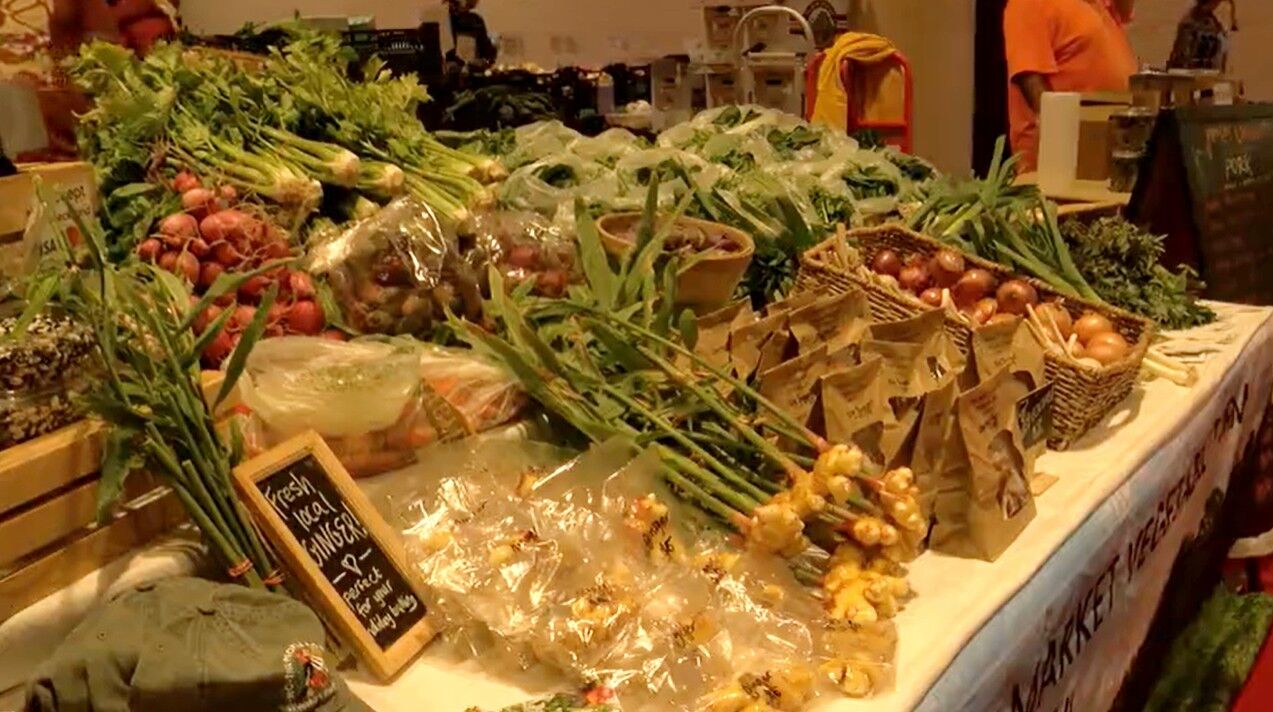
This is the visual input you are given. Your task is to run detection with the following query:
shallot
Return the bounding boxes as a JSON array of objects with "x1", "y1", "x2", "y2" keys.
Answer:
[
  {"x1": 930, "y1": 250, "x2": 966, "y2": 288},
  {"x1": 952, "y1": 269, "x2": 995, "y2": 308},
  {"x1": 871, "y1": 250, "x2": 902, "y2": 277},
  {"x1": 898, "y1": 264, "x2": 931, "y2": 294},
  {"x1": 996, "y1": 280, "x2": 1039, "y2": 316},
  {"x1": 1074, "y1": 313, "x2": 1115, "y2": 345}
]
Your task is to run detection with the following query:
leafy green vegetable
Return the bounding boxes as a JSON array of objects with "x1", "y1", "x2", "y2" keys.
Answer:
[
  {"x1": 1062, "y1": 217, "x2": 1215, "y2": 330},
  {"x1": 909, "y1": 138, "x2": 1100, "y2": 301},
  {"x1": 1146, "y1": 585, "x2": 1273, "y2": 712}
]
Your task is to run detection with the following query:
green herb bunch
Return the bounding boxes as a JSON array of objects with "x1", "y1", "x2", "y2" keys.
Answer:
[
  {"x1": 20, "y1": 195, "x2": 283, "y2": 590},
  {"x1": 909, "y1": 137, "x2": 1101, "y2": 302},
  {"x1": 449, "y1": 184, "x2": 927, "y2": 577},
  {"x1": 1062, "y1": 217, "x2": 1215, "y2": 330}
]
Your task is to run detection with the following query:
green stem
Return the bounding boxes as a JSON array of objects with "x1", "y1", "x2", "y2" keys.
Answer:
[
  {"x1": 602, "y1": 385, "x2": 770, "y2": 506},
  {"x1": 656, "y1": 450, "x2": 747, "y2": 526},
  {"x1": 629, "y1": 341, "x2": 806, "y2": 480},
  {"x1": 582, "y1": 309, "x2": 826, "y2": 452}
]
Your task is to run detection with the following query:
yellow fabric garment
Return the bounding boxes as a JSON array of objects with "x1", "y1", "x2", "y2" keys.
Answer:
[{"x1": 810, "y1": 32, "x2": 901, "y2": 130}]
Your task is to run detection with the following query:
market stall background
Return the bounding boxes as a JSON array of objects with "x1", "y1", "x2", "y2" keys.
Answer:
[{"x1": 3, "y1": 2, "x2": 1273, "y2": 710}]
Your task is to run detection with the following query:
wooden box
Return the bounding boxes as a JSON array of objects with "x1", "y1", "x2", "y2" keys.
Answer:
[{"x1": 0, "y1": 372, "x2": 232, "y2": 621}]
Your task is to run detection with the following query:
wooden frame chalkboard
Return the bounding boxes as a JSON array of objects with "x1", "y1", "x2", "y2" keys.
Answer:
[
  {"x1": 232, "y1": 431, "x2": 433, "y2": 680},
  {"x1": 1129, "y1": 103, "x2": 1273, "y2": 305}
]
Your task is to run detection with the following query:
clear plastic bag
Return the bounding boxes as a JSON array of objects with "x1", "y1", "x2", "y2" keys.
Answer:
[
  {"x1": 464, "y1": 210, "x2": 578, "y2": 298},
  {"x1": 236, "y1": 336, "x2": 525, "y2": 477},
  {"x1": 395, "y1": 438, "x2": 843, "y2": 710},
  {"x1": 305, "y1": 197, "x2": 486, "y2": 336}
]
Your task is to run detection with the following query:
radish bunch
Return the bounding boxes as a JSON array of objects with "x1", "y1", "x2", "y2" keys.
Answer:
[{"x1": 140, "y1": 172, "x2": 335, "y2": 366}]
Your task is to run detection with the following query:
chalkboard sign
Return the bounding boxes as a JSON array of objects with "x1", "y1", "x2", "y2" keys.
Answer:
[
  {"x1": 1129, "y1": 103, "x2": 1273, "y2": 305},
  {"x1": 233, "y1": 431, "x2": 433, "y2": 680},
  {"x1": 1016, "y1": 382, "x2": 1055, "y2": 450}
]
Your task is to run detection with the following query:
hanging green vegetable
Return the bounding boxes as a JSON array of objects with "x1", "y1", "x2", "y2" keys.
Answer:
[{"x1": 17, "y1": 194, "x2": 284, "y2": 592}]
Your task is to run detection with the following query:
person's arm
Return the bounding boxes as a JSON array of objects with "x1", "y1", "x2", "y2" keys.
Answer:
[
  {"x1": 1004, "y1": 0, "x2": 1059, "y2": 111},
  {"x1": 1015, "y1": 72, "x2": 1052, "y2": 114}
]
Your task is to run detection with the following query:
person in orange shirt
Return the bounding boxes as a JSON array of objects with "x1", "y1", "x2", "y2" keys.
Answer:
[{"x1": 1003, "y1": 0, "x2": 1139, "y2": 172}]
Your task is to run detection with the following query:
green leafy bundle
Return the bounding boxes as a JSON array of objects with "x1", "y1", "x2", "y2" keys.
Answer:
[
  {"x1": 19, "y1": 195, "x2": 283, "y2": 590},
  {"x1": 908, "y1": 138, "x2": 1101, "y2": 301},
  {"x1": 449, "y1": 183, "x2": 928, "y2": 579},
  {"x1": 1062, "y1": 217, "x2": 1216, "y2": 330},
  {"x1": 1145, "y1": 585, "x2": 1273, "y2": 712},
  {"x1": 69, "y1": 29, "x2": 496, "y2": 249}
]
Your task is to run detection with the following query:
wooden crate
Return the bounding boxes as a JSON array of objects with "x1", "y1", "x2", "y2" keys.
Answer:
[{"x1": 0, "y1": 372, "x2": 234, "y2": 621}]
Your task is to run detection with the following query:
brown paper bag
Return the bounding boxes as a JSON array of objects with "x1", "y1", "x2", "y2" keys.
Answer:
[
  {"x1": 866, "y1": 309, "x2": 945, "y2": 344},
  {"x1": 969, "y1": 319, "x2": 1049, "y2": 462},
  {"x1": 731, "y1": 312, "x2": 787, "y2": 380},
  {"x1": 756, "y1": 328, "x2": 794, "y2": 377},
  {"x1": 970, "y1": 318, "x2": 1046, "y2": 389},
  {"x1": 910, "y1": 378, "x2": 959, "y2": 517},
  {"x1": 821, "y1": 356, "x2": 891, "y2": 463},
  {"x1": 765, "y1": 290, "x2": 817, "y2": 318},
  {"x1": 694, "y1": 300, "x2": 755, "y2": 371},
  {"x1": 860, "y1": 340, "x2": 934, "y2": 400},
  {"x1": 788, "y1": 290, "x2": 871, "y2": 355},
  {"x1": 930, "y1": 368, "x2": 1036, "y2": 561},
  {"x1": 758, "y1": 344, "x2": 829, "y2": 429}
]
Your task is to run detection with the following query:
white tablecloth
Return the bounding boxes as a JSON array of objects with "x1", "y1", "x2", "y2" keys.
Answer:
[
  {"x1": 8, "y1": 307, "x2": 1272, "y2": 712},
  {"x1": 347, "y1": 305, "x2": 1273, "y2": 711}
]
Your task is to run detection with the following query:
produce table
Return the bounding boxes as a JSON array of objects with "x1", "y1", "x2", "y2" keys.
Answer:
[
  {"x1": 3, "y1": 306, "x2": 1271, "y2": 712},
  {"x1": 346, "y1": 304, "x2": 1273, "y2": 712}
]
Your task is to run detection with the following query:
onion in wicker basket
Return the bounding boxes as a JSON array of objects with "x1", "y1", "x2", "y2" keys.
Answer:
[{"x1": 796, "y1": 223, "x2": 1155, "y2": 450}]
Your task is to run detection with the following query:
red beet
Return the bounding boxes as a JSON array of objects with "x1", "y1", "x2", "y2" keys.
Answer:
[
  {"x1": 321, "y1": 329, "x2": 347, "y2": 342},
  {"x1": 230, "y1": 304, "x2": 257, "y2": 331},
  {"x1": 187, "y1": 238, "x2": 210, "y2": 258},
  {"x1": 288, "y1": 271, "x2": 316, "y2": 300},
  {"x1": 202, "y1": 330, "x2": 234, "y2": 366},
  {"x1": 136, "y1": 238, "x2": 162, "y2": 263},
  {"x1": 219, "y1": 185, "x2": 239, "y2": 202},
  {"x1": 194, "y1": 304, "x2": 223, "y2": 335},
  {"x1": 263, "y1": 240, "x2": 292, "y2": 260},
  {"x1": 237, "y1": 275, "x2": 270, "y2": 303},
  {"x1": 199, "y1": 261, "x2": 224, "y2": 290},
  {"x1": 175, "y1": 252, "x2": 200, "y2": 283},
  {"x1": 285, "y1": 300, "x2": 324, "y2": 335},
  {"x1": 211, "y1": 242, "x2": 242, "y2": 268}
]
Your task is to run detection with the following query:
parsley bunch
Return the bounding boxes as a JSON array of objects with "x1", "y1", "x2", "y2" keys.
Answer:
[{"x1": 1062, "y1": 217, "x2": 1216, "y2": 330}]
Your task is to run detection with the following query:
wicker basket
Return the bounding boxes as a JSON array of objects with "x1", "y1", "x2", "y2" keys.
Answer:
[{"x1": 795, "y1": 223, "x2": 1154, "y2": 450}]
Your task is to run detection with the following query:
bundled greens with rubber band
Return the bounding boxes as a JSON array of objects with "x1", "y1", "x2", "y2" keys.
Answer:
[
  {"x1": 17, "y1": 194, "x2": 285, "y2": 592},
  {"x1": 908, "y1": 137, "x2": 1101, "y2": 302},
  {"x1": 69, "y1": 27, "x2": 498, "y2": 247}
]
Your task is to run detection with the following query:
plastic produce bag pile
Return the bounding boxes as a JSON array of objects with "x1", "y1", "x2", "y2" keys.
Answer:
[
  {"x1": 389, "y1": 438, "x2": 901, "y2": 710},
  {"x1": 485, "y1": 106, "x2": 936, "y2": 303}
]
